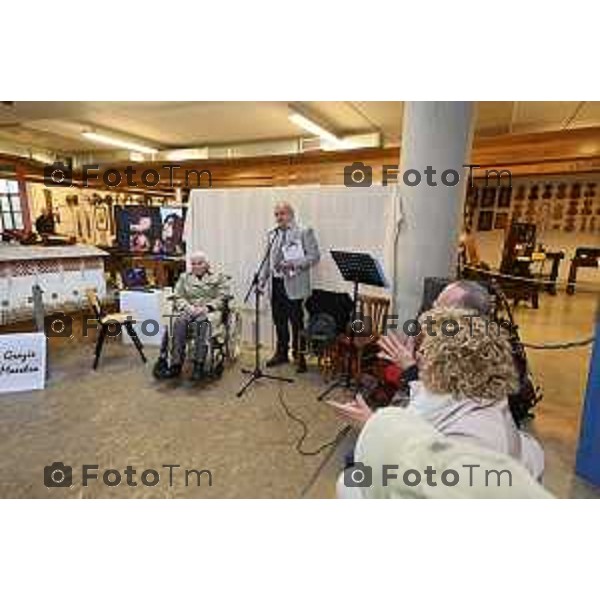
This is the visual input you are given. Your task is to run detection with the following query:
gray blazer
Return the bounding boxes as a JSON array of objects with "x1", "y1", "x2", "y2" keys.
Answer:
[{"x1": 260, "y1": 222, "x2": 320, "y2": 300}]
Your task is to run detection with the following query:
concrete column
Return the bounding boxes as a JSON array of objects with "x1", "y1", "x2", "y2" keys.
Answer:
[{"x1": 393, "y1": 101, "x2": 475, "y2": 324}]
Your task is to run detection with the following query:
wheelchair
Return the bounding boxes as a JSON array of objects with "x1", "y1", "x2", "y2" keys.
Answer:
[{"x1": 152, "y1": 294, "x2": 242, "y2": 381}]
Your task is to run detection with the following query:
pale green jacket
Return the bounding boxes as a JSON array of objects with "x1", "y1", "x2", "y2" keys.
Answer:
[
  {"x1": 338, "y1": 407, "x2": 553, "y2": 499},
  {"x1": 172, "y1": 271, "x2": 231, "y2": 313}
]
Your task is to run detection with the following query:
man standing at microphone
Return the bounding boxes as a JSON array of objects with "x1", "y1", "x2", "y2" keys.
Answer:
[{"x1": 260, "y1": 202, "x2": 320, "y2": 373}]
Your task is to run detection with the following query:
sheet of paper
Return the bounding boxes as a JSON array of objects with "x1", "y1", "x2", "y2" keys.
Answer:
[{"x1": 282, "y1": 241, "x2": 305, "y2": 262}]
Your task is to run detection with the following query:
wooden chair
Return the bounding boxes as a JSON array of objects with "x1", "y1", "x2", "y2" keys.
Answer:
[
  {"x1": 318, "y1": 349, "x2": 336, "y2": 382},
  {"x1": 300, "y1": 324, "x2": 337, "y2": 382},
  {"x1": 335, "y1": 293, "x2": 391, "y2": 380},
  {"x1": 85, "y1": 289, "x2": 147, "y2": 370},
  {"x1": 358, "y1": 293, "x2": 391, "y2": 336}
]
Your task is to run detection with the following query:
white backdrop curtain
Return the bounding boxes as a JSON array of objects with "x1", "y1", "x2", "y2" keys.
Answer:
[{"x1": 184, "y1": 185, "x2": 401, "y2": 344}]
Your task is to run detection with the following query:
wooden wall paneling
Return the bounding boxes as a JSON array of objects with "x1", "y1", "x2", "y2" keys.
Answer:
[{"x1": 4, "y1": 126, "x2": 600, "y2": 194}]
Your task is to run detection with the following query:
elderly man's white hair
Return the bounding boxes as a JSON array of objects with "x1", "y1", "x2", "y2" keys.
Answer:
[
  {"x1": 188, "y1": 251, "x2": 208, "y2": 262},
  {"x1": 274, "y1": 201, "x2": 295, "y2": 218}
]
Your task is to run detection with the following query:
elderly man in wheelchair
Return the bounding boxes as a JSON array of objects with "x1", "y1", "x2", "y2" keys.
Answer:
[{"x1": 153, "y1": 251, "x2": 240, "y2": 382}]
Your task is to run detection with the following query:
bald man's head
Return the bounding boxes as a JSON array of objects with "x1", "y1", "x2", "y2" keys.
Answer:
[{"x1": 435, "y1": 280, "x2": 491, "y2": 315}]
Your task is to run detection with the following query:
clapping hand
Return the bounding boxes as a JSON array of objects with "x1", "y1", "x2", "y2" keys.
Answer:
[
  {"x1": 326, "y1": 393, "x2": 373, "y2": 428},
  {"x1": 189, "y1": 305, "x2": 208, "y2": 318},
  {"x1": 377, "y1": 331, "x2": 417, "y2": 370}
]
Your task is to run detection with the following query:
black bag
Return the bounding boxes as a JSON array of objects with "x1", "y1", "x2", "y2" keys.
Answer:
[
  {"x1": 304, "y1": 289, "x2": 353, "y2": 355},
  {"x1": 305, "y1": 289, "x2": 353, "y2": 332},
  {"x1": 306, "y1": 312, "x2": 338, "y2": 352}
]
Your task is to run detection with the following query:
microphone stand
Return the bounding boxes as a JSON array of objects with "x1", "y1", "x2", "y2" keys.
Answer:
[{"x1": 237, "y1": 228, "x2": 294, "y2": 398}]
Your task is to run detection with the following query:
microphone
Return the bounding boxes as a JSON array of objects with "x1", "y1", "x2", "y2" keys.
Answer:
[{"x1": 268, "y1": 226, "x2": 282, "y2": 242}]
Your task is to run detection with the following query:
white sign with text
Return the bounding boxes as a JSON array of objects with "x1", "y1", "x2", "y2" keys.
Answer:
[{"x1": 0, "y1": 333, "x2": 46, "y2": 394}]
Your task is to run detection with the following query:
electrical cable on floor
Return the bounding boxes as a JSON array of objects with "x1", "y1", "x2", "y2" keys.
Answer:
[
  {"x1": 299, "y1": 438, "x2": 344, "y2": 499},
  {"x1": 277, "y1": 384, "x2": 351, "y2": 456},
  {"x1": 461, "y1": 266, "x2": 598, "y2": 350},
  {"x1": 275, "y1": 384, "x2": 353, "y2": 498}
]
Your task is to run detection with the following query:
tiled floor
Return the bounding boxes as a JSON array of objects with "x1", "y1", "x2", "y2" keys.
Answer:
[
  {"x1": 0, "y1": 290, "x2": 597, "y2": 498},
  {"x1": 509, "y1": 291, "x2": 599, "y2": 498}
]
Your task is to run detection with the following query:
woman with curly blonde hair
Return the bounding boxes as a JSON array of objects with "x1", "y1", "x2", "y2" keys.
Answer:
[
  {"x1": 416, "y1": 306, "x2": 519, "y2": 401},
  {"x1": 404, "y1": 306, "x2": 544, "y2": 479}
]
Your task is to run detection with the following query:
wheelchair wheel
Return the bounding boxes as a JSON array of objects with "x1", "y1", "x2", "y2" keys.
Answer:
[
  {"x1": 213, "y1": 358, "x2": 225, "y2": 378},
  {"x1": 224, "y1": 310, "x2": 242, "y2": 362},
  {"x1": 152, "y1": 357, "x2": 170, "y2": 380},
  {"x1": 207, "y1": 346, "x2": 225, "y2": 379}
]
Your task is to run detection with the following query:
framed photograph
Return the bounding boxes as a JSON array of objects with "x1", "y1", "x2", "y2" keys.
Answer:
[
  {"x1": 584, "y1": 182, "x2": 597, "y2": 198},
  {"x1": 552, "y1": 202, "x2": 564, "y2": 221},
  {"x1": 582, "y1": 199, "x2": 593, "y2": 216},
  {"x1": 566, "y1": 200, "x2": 579, "y2": 216},
  {"x1": 564, "y1": 217, "x2": 576, "y2": 233},
  {"x1": 542, "y1": 183, "x2": 554, "y2": 200},
  {"x1": 114, "y1": 205, "x2": 162, "y2": 253},
  {"x1": 527, "y1": 185, "x2": 540, "y2": 200},
  {"x1": 158, "y1": 207, "x2": 186, "y2": 255},
  {"x1": 570, "y1": 183, "x2": 582, "y2": 199},
  {"x1": 477, "y1": 210, "x2": 494, "y2": 231},
  {"x1": 525, "y1": 200, "x2": 537, "y2": 219}
]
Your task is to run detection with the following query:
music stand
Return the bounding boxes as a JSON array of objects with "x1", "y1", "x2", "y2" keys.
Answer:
[{"x1": 318, "y1": 250, "x2": 387, "y2": 401}]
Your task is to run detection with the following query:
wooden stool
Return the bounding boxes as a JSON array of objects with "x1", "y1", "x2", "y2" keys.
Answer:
[{"x1": 85, "y1": 289, "x2": 147, "y2": 370}]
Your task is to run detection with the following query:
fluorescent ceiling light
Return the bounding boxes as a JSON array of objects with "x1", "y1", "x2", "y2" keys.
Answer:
[
  {"x1": 321, "y1": 132, "x2": 381, "y2": 152},
  {"x1": 289, "y1": 111, "x2": 344, "y2": 146},
  {"x1": 164, "y1": 148, "x2": 209, "y2": 161},
  {"x1": 82, "y1": 131, "x2": 158, "y2": 154}
]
